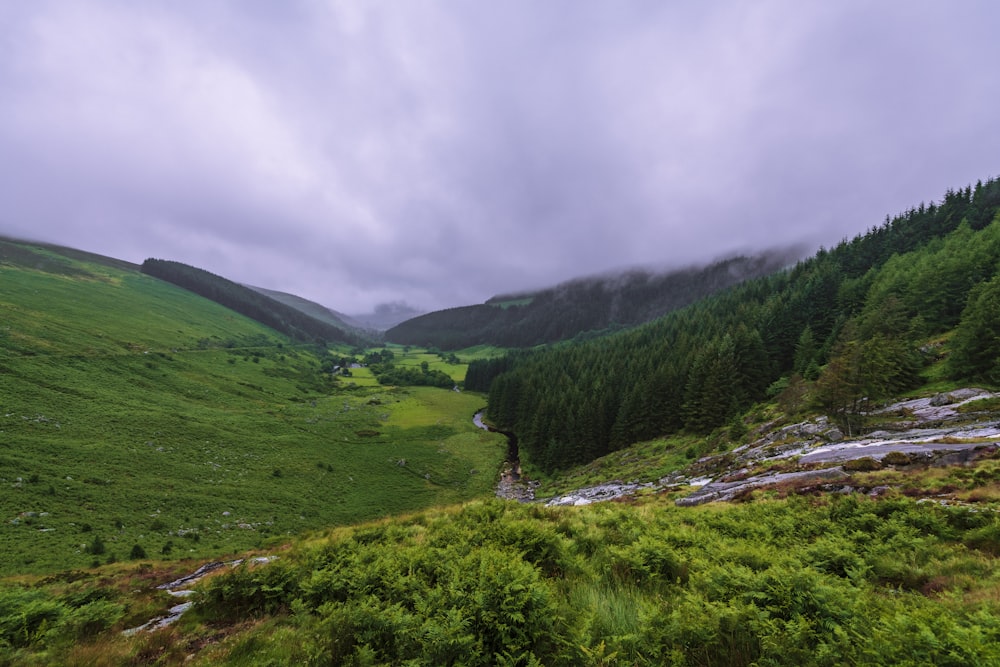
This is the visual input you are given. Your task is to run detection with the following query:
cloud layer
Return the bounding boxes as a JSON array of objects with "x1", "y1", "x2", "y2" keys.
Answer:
[{"x1": 2, "y1": 1, "x2": 998, "y2": 312}]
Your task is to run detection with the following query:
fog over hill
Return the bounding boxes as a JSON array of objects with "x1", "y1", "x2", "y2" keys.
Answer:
[
  {"x1": 387, "y1": 247, "x2": 802, "y2": 349},
  {"x1": 348, "y1": 302, "x2": 426, "y2": 332}
]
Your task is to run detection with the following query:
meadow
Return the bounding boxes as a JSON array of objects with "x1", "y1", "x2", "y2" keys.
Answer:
[{"x1": 0, "y1": 247, "x2": 507, "y2": 574}]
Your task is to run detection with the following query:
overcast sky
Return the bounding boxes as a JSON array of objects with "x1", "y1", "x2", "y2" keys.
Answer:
[{"x1": 2, "y1": 1, "x2": 999, "y2": 313}]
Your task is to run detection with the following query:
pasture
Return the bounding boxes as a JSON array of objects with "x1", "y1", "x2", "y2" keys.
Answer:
[{"x1": 0, "y1": 250, "x2": 506, "y2": 575}]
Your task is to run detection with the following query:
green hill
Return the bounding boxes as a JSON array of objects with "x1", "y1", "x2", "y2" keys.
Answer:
[
  {"x1": 245, "y1": 284, "x2": 373, "y2": 338},
  {"x1": 140, "y1": 259, "x2": 369, "y2": 347},
  {"x1": 0, "y1": 241, "x2": 506, "y2": 575}
]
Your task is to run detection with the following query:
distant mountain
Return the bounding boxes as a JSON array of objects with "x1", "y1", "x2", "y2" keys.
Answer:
[
  {"x1": 349, "y1": 302, "x2": 426, "y2": 331},
  {"x1": 385, "y1": 249, "x2": 803, "y2": 349},
  {"x1": 245, "y1": 284, "x2": 373, "y2": 336},
  {"x1": 475, "y1": 177, "x2": 1000, "y2": 474}
]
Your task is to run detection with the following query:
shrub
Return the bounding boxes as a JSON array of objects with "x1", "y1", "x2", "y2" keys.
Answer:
[
  {"x1": 0, "y1": 588, "x2": 65, "y2": 648},
  {"x1": 964, "y1": 523, "x2": 1000, "y2": 555},
  {"x1": 882, "y1": 451, "x2": 912, "y2": 466},
  {"x1": 61, "y1": 599, "x2": 125, "y2": 639},
  {"x1": 85, "y1": 535, "x2": 106, "y2": 556},
  {"x1": 491, "y1": 519, "x2": 574, "y2": 577},
  {"x1": 843, "y1": 457, "x2": 882, "y2": 472},
  {"x1": 606, "y1": 535, "x2": 688, "y2": 587}
]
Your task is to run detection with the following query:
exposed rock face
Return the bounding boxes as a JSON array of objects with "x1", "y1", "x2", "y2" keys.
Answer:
[
  {"x1": 732, "y1": 416, "x2": 844, "y2": 463},
  {"x1": 669, "y1": 390, "x2": 1000, "y2": 506},
  {"x1": 545, "y1": 482, "x2": 654, "y2": 507},
  {"x1": 929, "y1": 388, "x2": 990, "y2": 407},
  {"x1": 675, "y1": 468, "x2": 850, "y2": 507},
  {"x1": 879, "y1": 388, "x2": 993, "y2": 423}
]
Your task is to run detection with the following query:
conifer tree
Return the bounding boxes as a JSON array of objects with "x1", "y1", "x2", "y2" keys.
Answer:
[{"x1": 948, "y1": 275, "x2": 1000, "y2": 384}]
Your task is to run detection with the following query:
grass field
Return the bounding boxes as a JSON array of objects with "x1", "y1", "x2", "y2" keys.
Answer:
[{"x1": 0, "y1": 246, "x2": 507, "y2": 575}]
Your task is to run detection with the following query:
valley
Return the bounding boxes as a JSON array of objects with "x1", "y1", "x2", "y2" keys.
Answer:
[
  {"x1": 0, "y1": 247, "x2": 508, "y2": 575},
  {"x1": 2, "y1": 177, "x2": 1000, "y2": 665}
]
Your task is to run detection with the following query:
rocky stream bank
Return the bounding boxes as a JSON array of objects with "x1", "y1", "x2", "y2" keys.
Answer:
[{"x1": 485, "y1": 389, "x2": 1000, "y2": 508}]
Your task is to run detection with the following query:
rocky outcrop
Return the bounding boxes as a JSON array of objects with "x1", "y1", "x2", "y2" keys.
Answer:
[
  {"x1": 545, "y1": 482, "x2": 654, "y2": 506},
  {"x1": 483, "y1": 390, "x2": 1000, "y2": 509},
  {"x1": 675, "y1": 467, "x2": 850, "y2": 507},
  {"x1": 496, "y1": 465, "x2": 538, "y2": 502}
]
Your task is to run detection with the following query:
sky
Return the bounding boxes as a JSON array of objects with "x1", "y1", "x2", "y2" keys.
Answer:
[{"x1": 2, "y1": 1, "x2": 999, "y2": 314}]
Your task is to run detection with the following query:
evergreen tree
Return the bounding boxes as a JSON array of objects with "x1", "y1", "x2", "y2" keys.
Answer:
[
  {"x1": 794, "y1": 326, "x2": 819, "y2": 379},
  {"x1": 948, "y1": 274, "x2": 1000, "y2": 384},
  {"x1": 474, "y1": 177, "x2": 1000, "y2": 470},
  {"x1": 683, "y1": 336, "x2": 740, "y2": 433}
]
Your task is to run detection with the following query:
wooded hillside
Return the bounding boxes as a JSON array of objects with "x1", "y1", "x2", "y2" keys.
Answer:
[
  {"x1": 472, "y1": 179, "x2": 1000, "y2": 473},
  {"x1": 386, "y1": 251, "x2": 800, "y2": 349}
]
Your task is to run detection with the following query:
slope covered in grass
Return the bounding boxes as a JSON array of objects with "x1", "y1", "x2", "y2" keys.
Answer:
[
  {"x1": 0, "y1": 243, "x2": 506, "y2": 575},
  {"x1": 140, "y1": 259, "x2": 366, "y2": 346},
  {"x1": 6, "y1": 491, "x2": 997, "y2": 665}
]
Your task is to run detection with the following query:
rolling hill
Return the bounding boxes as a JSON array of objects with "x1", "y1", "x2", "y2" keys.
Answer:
[
  {"x1": 0, "y1": 240, "x2": 506, "y2": 575},
  {"x1": 245, "y1": 284, "x2": 374, "y2": 338},
  {"x1": 140, "y1": 258, "x2": 368, "y2": 346}
]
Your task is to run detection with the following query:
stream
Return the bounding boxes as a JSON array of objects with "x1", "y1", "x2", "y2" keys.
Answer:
[
  {"x1": 123, "y1": 557, "x2": 275, "y2": 636},
  {"x1": 473, "y1": 390, "x2": 1000, "y2": 508},
  {"x1": 473, "y1": 410, "x2": 535, "y2": 501}
]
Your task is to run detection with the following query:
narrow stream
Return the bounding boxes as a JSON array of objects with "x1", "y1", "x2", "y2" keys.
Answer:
[
  {"x1": 123, "y1": 557, "x2": 275, "y2": 636},
  {"x1": 473, "y1": 410, "x2": 519, "y2": 467},
  {"x1": 474, "y1": 410, "x2": 534, "y2": 500}
]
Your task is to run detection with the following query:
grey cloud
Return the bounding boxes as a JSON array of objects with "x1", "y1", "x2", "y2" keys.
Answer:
[{"x1": 1, "y1": 1, "x2": 999, "y2": 313}]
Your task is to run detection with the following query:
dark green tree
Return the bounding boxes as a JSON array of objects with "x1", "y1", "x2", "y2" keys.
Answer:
[
  {"x1": 794, "y1": 326, "x2": 820, "y2": 379},
  {"x1": 948, "y1": 274, "x2": 1000, "y2": 384}
]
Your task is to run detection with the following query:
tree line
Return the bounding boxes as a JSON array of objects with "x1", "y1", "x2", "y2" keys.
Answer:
[{"x1": 470, "y1": 178, "x2": 1000, "y2": 473}]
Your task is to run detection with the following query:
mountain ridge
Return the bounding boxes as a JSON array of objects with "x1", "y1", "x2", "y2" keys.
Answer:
[{"x1": 386, "y1": 247, "x2": 804, "y2": 349}]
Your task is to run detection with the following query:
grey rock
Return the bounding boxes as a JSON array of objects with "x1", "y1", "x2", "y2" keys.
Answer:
[
  {"x1": 930, "y1": 393, "x2": 955, "y2": 407},
  {"x1": 823, "y1": 428, "x2": 844, "y2": 442},
  {"x1": 675, "y1": 467, "x2": 850, "y2": 507}
]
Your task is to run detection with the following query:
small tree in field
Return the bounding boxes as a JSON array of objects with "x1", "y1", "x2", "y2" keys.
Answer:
[{"x1": 86, "y1": 535, "x2": 106, "y2": 556}]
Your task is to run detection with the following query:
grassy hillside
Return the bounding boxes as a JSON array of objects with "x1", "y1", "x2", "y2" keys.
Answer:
[
  {"x1": 4, "y1": 178, "x2": 1000, "y2": 665},
  {"x1": 0, "y1": 242, "x2": 507, "y2": 575},
  {"x1": 245, "y1": 285, "x2": 371, "y2": 338},
  {"x1": 139, "y1": 259, "x2": 370, "y2": 346},
  {"x1": 3, "y1": 491, "x2": 998, "y2": 665}
]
